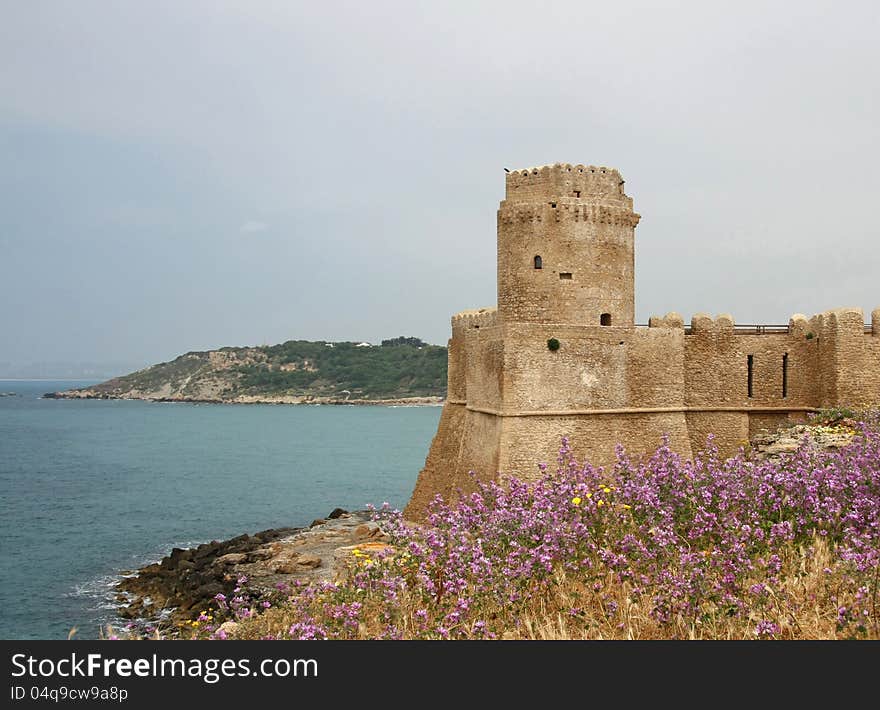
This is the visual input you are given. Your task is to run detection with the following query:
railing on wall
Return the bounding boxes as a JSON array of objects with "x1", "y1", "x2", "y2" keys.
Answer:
[
  {"x1": 636, "y1": 323, "x2": 874, "y2": 335},
  {"x1": 732, "y1": 324, "x2": 790, "y2": 334}
]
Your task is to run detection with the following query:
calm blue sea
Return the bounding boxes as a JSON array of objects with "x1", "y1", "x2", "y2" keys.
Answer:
[{"x1": 0, "y1": 380, "x2": 441, "y2": 639}]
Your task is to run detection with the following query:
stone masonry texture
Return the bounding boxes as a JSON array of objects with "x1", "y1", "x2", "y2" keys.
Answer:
[{"x1": 403, "y1": 163, "x2": 880, "y2": 519}]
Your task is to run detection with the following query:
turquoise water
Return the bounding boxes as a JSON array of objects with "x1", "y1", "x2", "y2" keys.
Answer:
[{"x1": 0, "y1": 381, "x2": 440, "y2": 639}]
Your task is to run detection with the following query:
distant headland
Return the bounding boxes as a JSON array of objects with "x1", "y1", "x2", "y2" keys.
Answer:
[{"x1": 44, "y1": 336, "x2": 447, "y2": 406}]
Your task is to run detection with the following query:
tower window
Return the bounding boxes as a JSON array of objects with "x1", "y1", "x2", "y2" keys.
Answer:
[
  {"x1": 747, "y1": 355, "x2": 754, "y2": 398},
  {"x1": 533, "y1": 255, "x2": 542, "y2": 269},
  {"x1": 600, "y1": 313, "x2": 612, "y2": 326},
  {"x1": 549, "y1": 202, "x2": 556, "y2": 208},
  {"x1": 782, "y1": 353, "x2": 788, "y2": 398},
  {"x1": 559, "y1": 272, "x2": 572, "y2": 280},
  {"x1": 573, "y1": 190, "x2": 581, "y2": 198}
]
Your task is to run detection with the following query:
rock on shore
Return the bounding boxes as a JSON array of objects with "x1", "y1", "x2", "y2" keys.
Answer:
[
  {"x1": 115, "y1": 509, "x2": 391, "y2": 633},
  {"x1": 750, "y1": 422, "x2": 857, "y2": 463}
]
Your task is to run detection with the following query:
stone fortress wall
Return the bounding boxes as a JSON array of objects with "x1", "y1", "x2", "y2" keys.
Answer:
[{"x1": 405, "y1": 163, "x2": 880, "y2": 519}]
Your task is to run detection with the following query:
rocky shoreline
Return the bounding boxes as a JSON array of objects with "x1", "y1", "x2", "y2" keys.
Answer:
[
  {"x1": 44, "y1": 390, "x2": 444, "y2": 407},
  {"x1": 111, "y1": 418, "x2": 857, "y2": 638},
  {"x1": 114, "y1": 509, "x2": 392, "y2": 635}
]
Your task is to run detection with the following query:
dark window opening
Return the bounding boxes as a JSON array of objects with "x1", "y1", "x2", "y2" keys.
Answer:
[
  {"x1": 573, "y1": 190, "x2": 581, "y2": 198},
  {"x1": 782, "y1": 353, "x2": 788, "y2": 398},
  {"x1": 559, "y1": 272, "x2": 572, "y2": 280},
  {"x1": 549, "y1": 202, "x2": 557, "y2": 208},
  {"x1": 533, "y1": 255, "x2": 542, "y2": 269},
  {"x1": 600, "y1": 313, "x2": 612, "y2": 326},
  {"x1": 747, "y1": 355, "x2": 754, "y2": 398}
]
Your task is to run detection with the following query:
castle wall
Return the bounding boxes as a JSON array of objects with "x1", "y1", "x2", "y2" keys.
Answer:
[
  {"x1": 405, "y1": 311, "x2": 502, "y2": 519},
  {"x1": 810, "y1": 308, "x2": 880, "y2": 406},
  {"x1": 682, "y1": 314, "x2": 818, "y2": 408},
  {"x1": 404, "y1": 163, "x2": 880, "y2": 521},
  {"x1": 497, "y1": 412, "x2": 692, "y2": 481},
  {"x1": 684, "y1": 411, "x2": 750, "y2": 458},
  {"x1": 403, "y1": 404, "x2": 502, "y2": 519},
  {"x1": 670, "y1": 313, "x2": 818, "y2": 455},
  {"x1": 463, "y1": 325, "x2": 504, "y2": 412},
  {"x1": 497, "y1": 323, "x2": 686, "y2": 411}
]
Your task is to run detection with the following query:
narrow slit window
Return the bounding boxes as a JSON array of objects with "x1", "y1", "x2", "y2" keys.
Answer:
[
  {"x1": 573, "y1": 190, "x2": 581, "y2": 198},
  {"x1": 747, "y1": 355, "x2": 754, "y2": 398},
  {"x1": 782, "y1": 353, "x2": 788, "y2": 398},
  {"x1": 533, "y1": 255, "x2": 542, "y2": 269},
  {"x1": 559, "y1": 272, "x2": 572, "y2": 280},
  {"x1": 600, "y1": 313, "x2": 612, "y2": 326}
]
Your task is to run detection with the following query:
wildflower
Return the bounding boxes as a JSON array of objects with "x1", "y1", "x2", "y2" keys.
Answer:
[
  {"x1": 754, "y1": 620, "x2": 780, "y2": 637},
  {"x1": 571, "y1": 497, "x2": 582, "y2": 506}
]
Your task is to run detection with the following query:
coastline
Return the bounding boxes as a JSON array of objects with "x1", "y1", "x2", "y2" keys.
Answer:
[
  {"x1": 43, "y1": 390, "x2": 445, "y2": 407},
  {"x1": 115, "y1": 508, "x2": 384, "y2": 636}
]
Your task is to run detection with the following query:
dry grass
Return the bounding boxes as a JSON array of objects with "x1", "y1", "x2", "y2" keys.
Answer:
[{"x1": 223, "y1": 535, "x2": 877, "y2": 641}]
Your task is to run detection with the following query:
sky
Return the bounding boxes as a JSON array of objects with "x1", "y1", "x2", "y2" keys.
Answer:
[{"x1": 2, "y1": 1, "x2": 878, "y2": 375}]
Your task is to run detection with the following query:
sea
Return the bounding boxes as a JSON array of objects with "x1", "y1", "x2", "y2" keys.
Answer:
[{"x1": 0, "y1": 380, "x2": 441, "y2": 640}]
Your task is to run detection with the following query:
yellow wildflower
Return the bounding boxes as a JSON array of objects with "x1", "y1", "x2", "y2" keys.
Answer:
[
  {"x1": 585, "y1": 492, "x2": 592, "y2": 498},
  {"x1": 597, "y1": 500, "x2": 605, "y2": 507},
  {"x1": 602, "y1": 487, "x2": 611, "y2": 494},
  {"x1": 571, "y1": 497, "x2": 582, "y2": 506},
  {"x1": 622, "y1": 504, "x2": 632, "y2": 510}
]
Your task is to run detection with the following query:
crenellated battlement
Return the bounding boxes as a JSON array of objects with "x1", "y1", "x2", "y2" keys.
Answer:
[
  {"x1": 452, "y1": 307, "x2": 498, "y2": 332},
  {"x1": 504, "y1": 162, "x2": 633, "y2": 209},
  {"x1": 645, "y1": 309, "x2": 879, "y2": 338},
  {"x1": 809, "y1": 308, "x2": 872, "y2": 338},
  {"x1": 648, "y1": 312, "x2": 685, "y2": 329},
  {"x1": 498, "y1": 202, "x2": 640, "y2": 227}
]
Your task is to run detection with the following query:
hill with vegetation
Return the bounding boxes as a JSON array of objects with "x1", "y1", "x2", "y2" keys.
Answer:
[{"x1": 48, "y1": 337, "x2": 447, "y2": 404}]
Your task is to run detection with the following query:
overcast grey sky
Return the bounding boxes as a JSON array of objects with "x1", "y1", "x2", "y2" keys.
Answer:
[{"x1": 2, "y1": 0, "x2": 878, "y2": 372}]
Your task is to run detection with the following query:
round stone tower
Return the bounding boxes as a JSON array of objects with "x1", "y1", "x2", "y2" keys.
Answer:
[{"x1": 497, "y1": 163, "x2": 640, "y2": 327}]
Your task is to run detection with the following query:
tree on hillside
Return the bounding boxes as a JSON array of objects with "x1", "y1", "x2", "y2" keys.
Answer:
[{"x1": 381, "y1": 336, "x2": 428, "y2": 347}]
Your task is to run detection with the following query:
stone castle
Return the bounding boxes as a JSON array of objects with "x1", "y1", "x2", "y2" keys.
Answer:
[{"x1": 405, "y1": 162, "x2": 880, "y2": 518}]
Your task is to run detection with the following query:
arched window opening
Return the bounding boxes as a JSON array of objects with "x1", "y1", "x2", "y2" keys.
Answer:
[
  {"x1": 533, "y1": 255, "x2": 542, "y2": 270},
  {"x1": 600, "y1": 313, "x2": 612, "y2": 326}
]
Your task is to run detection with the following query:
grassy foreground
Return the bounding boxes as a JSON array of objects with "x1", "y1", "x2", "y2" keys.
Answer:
[{"x1": 138, "y1": 410, "x2": 880, "y2": 641}]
